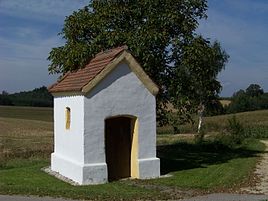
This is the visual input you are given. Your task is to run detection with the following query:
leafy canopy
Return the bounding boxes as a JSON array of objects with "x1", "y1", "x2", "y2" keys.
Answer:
[
  {"x1": 226, "y1": 84, "x2": 267, "y2": 114},
  {"x1": 48, "y1": 0, "x2": 228, "y2": 124},
  {"x1": 246, "y1": 84, "x2": 264, "y2": 97}
]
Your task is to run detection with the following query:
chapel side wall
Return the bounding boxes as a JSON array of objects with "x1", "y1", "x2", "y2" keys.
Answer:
[
  {"x1": 53, "y1": 95, "x2": 84, "y2": 163},
  {"x1": 83, "y1": 63, "x2": 157, "y2": 164}
]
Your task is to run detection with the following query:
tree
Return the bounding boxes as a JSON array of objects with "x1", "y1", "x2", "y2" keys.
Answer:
[
  {"x1": 2, "y1": 90, "x2": 9, "y2": 95},
  {"x1": 0, "y1": 90, "x2": 12, "y2": 106},
  {"x1": 48, "y1": 0, "x2": 228, "y2": 126},
  {"x1": 227, "y1": 92, "x2": 250, "y2": 113},
  {"x1": 8, "y1": 86, "x2": 53, "y2": 107},
  {"x1": 232, "y1": 89, "x2": 245, "y2": 98},
  {"x1": 226, "y1": 84, "x2": 267, "y2": 113},
  {"x1": 170, "y1": 36, "x2": 229, "y2": 134},
  {"x1": 246, "y1": 84, "x2": 264, "y2": 97}
]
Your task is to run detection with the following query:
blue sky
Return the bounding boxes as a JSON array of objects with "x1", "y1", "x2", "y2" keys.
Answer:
[
  {"x1": 197, "y1": 0, "x2": 268, "y2": 96},
  {"x1": 0, "y1": 0, "x2": 267, "y2": 97},
  {"x1": 0, "y1": 0, "x2": 88, "y2": 93}
]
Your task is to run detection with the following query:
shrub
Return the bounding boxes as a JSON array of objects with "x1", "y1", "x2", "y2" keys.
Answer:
[
  {"x1": 194, "y1": 129, "x2": 205, "y2": 144},
  {"x1": 214, "y1": 116, "x2": 245, "y2": 148},
  {"x1": 244, "y1": 126, "x2": 268, "y2": 139},
  {"x1": 227, "y1": 116, "x2": 245, "y2": 145}
]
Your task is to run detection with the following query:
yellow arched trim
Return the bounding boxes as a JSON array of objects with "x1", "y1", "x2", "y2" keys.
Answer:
[
  {"x1": 131, "y1": 118, "x2": 139, "y2": 178},
  {"x1": 82, "y1": 50, "x2": 159, "y2": 96},
  {"x1": 65, "y1": 107, "x2": 71, "y2": 130},
  {"x1": 105, "y1": 115, "x2": 140, "y2": 178}
]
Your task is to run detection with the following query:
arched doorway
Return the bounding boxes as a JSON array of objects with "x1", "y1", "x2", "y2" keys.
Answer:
[{"x1": 105, "y1": 116, "x2": 138, "y2": 181}]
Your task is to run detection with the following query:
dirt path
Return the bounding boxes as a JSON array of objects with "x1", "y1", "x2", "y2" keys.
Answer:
[
  {"x1": 0, "y1": 195, "x2": 78, "y2": 201},
  {"x1": 242, "y1": 140, "x2": 268, "y2": 194},
  {"x1": 180, "y1": 193, "x2": 267, "y2": 201},
  {"x1": 1, "y1": 193, "x2": 267, "y2": 201}
]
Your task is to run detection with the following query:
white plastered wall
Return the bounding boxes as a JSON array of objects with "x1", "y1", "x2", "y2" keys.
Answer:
[
  {"x1": 51, "y1": 95, "x2": 85, "y2": 183},
  {"x1": 51, "y1": 62, "x2": 160, "y2": 185},
  {"x1": 83, "y1": 63, "x2": 160, "y2": 183}
]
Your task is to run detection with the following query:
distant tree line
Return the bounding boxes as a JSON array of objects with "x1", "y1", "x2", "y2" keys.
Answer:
[
  {"x1": 0, "y1": 86, "x2": 53, "y2": 107},
  {"x1": 225, "y1": 84, "x2": 268, "y2": 114}
]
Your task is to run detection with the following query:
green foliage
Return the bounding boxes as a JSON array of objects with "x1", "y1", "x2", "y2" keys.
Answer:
[
  {"x1": 227, "y1": 116, "x2": 245, "y2": 144},
  {"x1": 227, "y1": 84, "x2": 268, "y2": 114},
  {"x1": 170, "y1": 36, "x2": 228, "y2": 128},
  {"x1": 171, "y1": 37, "x2": 228, "y2": 105},
  {"x1": 206, "y1": 99, "x2": 225, "y2": 116},
  {"x1": 48, "y1": 0, "x2": 228, "y2": 125},
  {"x1": 244, "y1": 126, "x2": 268, "y2": 139},
  {"x1": 227, "y1": 91, "x2": 249, "y2": 113},
  {"x1": 0, "y1": 87, "x2": 53, "y2": 107},
  {"x1": 246, "y1": 84, "x2": 264, "y2": 97},
  {"x1": 0, "y1": 91, "x2": 13, "y2": 106},
  {"x1": 167, "y1": 100, "x2": 194, "y2": 134},
  {"x1": 194, "y1": 129, "x2": 205, "y2": 144},
  {"x1": 215, "y1": 116, "x2": 245, "y2": 148},
  {"x1": 48, "y1": 0, "x2": 208, "y2": 74}
]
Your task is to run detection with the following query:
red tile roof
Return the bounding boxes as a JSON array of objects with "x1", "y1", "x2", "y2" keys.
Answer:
[{"x1": 48, "y1": 46, "x2": 127, "y2": 93}]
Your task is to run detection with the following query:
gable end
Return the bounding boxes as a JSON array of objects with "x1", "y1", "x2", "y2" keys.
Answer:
[{"x1": 82, "y1": 51, "x2": 159, "y2": 96}]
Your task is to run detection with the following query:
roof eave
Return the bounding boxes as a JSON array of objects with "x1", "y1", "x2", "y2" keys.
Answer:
[{"x1": 50, "y1": 90, "x2": 84, "y2": 97}]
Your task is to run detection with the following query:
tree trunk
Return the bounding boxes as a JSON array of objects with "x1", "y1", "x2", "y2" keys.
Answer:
[
  {"x1": 198, "y1": 115, "x2": 203, "y2": 134},
  {"x1": 197, "y1": 103, "x2": 205, "y2": 134}
]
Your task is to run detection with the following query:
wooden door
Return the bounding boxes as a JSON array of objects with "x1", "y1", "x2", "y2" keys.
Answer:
[{"x1": 105, "y1": 117, "x2": 131, "y2": 181}]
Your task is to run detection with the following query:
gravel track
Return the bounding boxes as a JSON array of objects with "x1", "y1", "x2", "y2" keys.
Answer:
[
  {"x1": 1, "y1": 194, "x2": 267, "y2": 201},
  {"x1": 180, "y1": 193, "x2": 267, "y2": 201},
  {"x1": 0, "y1": 195, "x2": 78, "y2": 201},
  {"x1": 242, "y1": 140, "x2": 268, "y2": 194}
]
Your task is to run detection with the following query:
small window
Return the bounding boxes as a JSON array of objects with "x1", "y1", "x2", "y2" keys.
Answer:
[{"x1": 65, "y1": 107, "x2": 71, "y2": 130}]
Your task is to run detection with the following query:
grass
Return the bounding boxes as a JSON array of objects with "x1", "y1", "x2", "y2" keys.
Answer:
[
  {"x1": 0, "y1": 138, "x2": 264, "y2": 200},
  {"x1": 158, "y1": 109, "x2": 268, "y2": 135},
  {"x1": 0, "y1": 117, "x2": 53, "y2": 167},
  {"x1": 220, "y1": 99, "x2": 231, "y2": 106},
  {"x1": 153, "y1": 138, "x2": 264, "y2": 190},
  {"x1": 0, "y1": 106, "x2": 267, "y2": 200},
  {"x1": 0, "y1": 106, "x2": 53, "y2": 166},
  {"x1": 0, "y1": 105, "x2": 52, "y2": 122},
  {"x1": 0, "y1": 159, "x2": 163, "y2": 200}
]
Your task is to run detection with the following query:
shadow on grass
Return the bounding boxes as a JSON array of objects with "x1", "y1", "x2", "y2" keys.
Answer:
[{"x1": 157, "y1": 140, "x2": 264, "y2": 175}]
